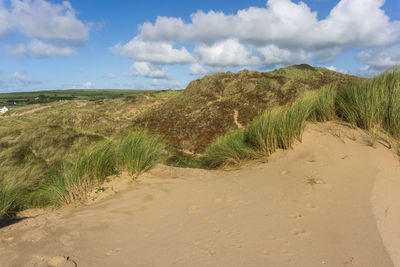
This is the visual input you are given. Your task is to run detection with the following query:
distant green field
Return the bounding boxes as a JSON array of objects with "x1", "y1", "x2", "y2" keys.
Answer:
[{"x1": 0, "y1": 89, "x2": 157, "y2": 108}]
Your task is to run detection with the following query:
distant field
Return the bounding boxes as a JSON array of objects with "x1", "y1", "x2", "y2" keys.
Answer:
[{"x1": 0, "y1": 89, "x2": 158, "y2": 108}]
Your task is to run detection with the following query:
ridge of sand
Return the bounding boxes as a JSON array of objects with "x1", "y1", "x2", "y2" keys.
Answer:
[{"x1": 0, "y1": 123, "x2": 399, "y2": 267}]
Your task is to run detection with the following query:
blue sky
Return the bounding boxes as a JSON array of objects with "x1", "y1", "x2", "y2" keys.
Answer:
[{"x1": 0, "y1": 0, "x2": 399, "y2": 93}]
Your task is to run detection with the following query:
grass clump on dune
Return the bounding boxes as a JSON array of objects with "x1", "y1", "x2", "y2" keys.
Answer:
[
  {"x1": 308, "y1": 84, "x2": 337, "y2": 122},
  {"x1": 204, "y1": 70, "x2": 400, "y2": 169},
  {"x1": 28, "y1": 165, "x2": 85, "y2": 206},
  {"x1": 76, "y1": 140, "x2": 117, "y2": 182},
  {"x1": 203, "y1": 84, "x2": 337, "y2": 168},
  {"x1": 203, "y1": 94, "x2": 316, "y2": 168},
  {"x1": 115, "y1": 131, "x2": 166, "y2": 176},
  {"x1": 12, "y1": 131, "x2": 167, "y2": 209},
  {"x1": 336, "y1": 70, "x2": 400, "y2": 136},
  {"x1": 0, "y1": 179, "x2": 27, "y2": 218},
  {"x1": 245, "y1": 94, "x2": 312, "y2": 155},
  {"x1": 202, "y1": 130, "x2": 255, "y2": 168}
]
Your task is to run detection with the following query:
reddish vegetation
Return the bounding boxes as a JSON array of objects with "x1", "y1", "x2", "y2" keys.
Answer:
[{"x1": 134, "y1": 64, "x2": 363, "y2": 153}]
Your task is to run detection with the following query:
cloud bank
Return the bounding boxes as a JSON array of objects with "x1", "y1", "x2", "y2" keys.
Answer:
[
  {"x1": 0, "y1": 0, "x2": 90, "y2": 57},
  {"x1": 111, "y1": 0, "x2": 400, "y2": 78}
]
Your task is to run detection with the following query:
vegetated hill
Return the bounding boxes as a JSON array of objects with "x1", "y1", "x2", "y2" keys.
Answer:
[
  {"x1": 134, "y1": 64, "x2": 364, "y2": 153},
  {"x1": 0, "y1": 90, "x2": 177, "y2": 185},
  {"x1": 0, "y1": 89, "x2": 155, "y2": 108}
]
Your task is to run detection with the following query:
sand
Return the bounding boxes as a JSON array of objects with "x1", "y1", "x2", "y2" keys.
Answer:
[{"x1": 0, "y1": 123, "x2": 399, "y2": 267}]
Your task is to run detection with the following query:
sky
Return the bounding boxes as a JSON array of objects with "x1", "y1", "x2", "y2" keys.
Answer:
[{"x1": 0, "y1": 0, "x2": 399, "y2": 93}]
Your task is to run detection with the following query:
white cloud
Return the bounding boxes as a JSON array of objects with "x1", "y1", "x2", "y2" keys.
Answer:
[
  {"x1": 12, "y1": 71, "x2": 41, "y2": 84},
  {"x1": 111, "y1": 37, "x2": 194, "y2": 65},
  {"x1": 151, "y1": 79, "x2": 184, "y2": 89},
  {"x1": 1, "y1": 0, "x2": 90, "y2": 58},
  {"x1": 12, "y1": 71, "x2": 27, "y2": 81},
  {"x1": 130, "y1": 62, "x2": 169, "y2": 79},
  {"x1": 137, "y1": 0, "x2": 399, "y2": 49},
  {"x1": 321, "y1": 0, "x2": 399, "y2": 47},
  {"x1": 256, "y1": 44, "x2": 312, "y2": 65},
  {"x1": 351, "y1": 65, "x2": 381, "y2": 77},
  {"x1": 71, "y1": 81, "x2": 92, "y2": 89},
  {"x1": 105, "y1": 73, "x2": 116, "y2": 79},
  {"x1": 189, "y1": 63, "x2": 206, "y2": 76},
  {"x1": 357, "y1": 44, "x2": 400, "y2": 69},
  {"x1": 112, "y1": 0, "x2": 400, "y2": 76},
  {"x1": 194, "y1": 39, "x2": 261, "y2": 67},
  {"x1": 0, "y1": 1, "x2": 9, "y2": 37},
  {"x1": 11, "y1": 39, "x2": 75, "y2": 57},
  {"x1": 9, "y1": 0, "x2": 89, "y2": 43}
]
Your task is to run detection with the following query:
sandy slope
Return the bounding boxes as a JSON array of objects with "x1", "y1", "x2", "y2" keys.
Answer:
[{"x1": 0, "y1": 123, "x2": 399, "y2": 267}]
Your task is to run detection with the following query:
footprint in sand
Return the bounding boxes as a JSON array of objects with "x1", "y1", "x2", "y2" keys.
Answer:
[
  {"x1": 306, "y1": 203, "x2": 318, "y2": 210},
  {"x1": 214, "y1": 196, "x2": 234, "y2": 203},
  {"x1": 106, "y1": 248, "x2": 122, "y2": 256},
  {"x1": 188, "y1": 205, "x2": 200, "y2": 213},
  {"x1": 59, "y1": 235, "x2": 74, "y2": 247},
  {"x1": 34, "y1": 255, "x2": 77, "y2": 267},
  {"x1": 343, "y1": 256, "x2": 355, "y2": 266},
  {"x1": 292, "y1": 213, "x2": 304, "y2": 220},
  {"x1": 290, "y1": 228, "x2": 310, "y2": 239},
  {"x1": 21, "y1": 229, "x2": 47, "y2": 242}
]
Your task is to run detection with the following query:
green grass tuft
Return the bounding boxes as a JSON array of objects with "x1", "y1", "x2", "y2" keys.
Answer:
[
  {"x1": 0, "y1": 179, "x2": 27, "y2": 218},
  {"x1": 308, "y1": 84, "x2": 337, "y2": 122},
  {"x1": 202, "y1": 129, "x2": 255, "y2": 168},
  {"x1": 336, "y1": 69, "x2": 400, "y2": 137},
  {"x1": 115, "y1": 131, "x2": 166, "y2": 176},
  {"x1": 75, "y1": 140, "x2": 117, "y2": 182}
]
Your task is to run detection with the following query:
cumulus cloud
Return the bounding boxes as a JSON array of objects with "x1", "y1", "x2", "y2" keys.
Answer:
[
  {"x1": 151, "y1": 79, "x2": 184, "y2": 89},
  {"x1": 0, "y1": 1, "x2": 9, "y2": 37},
  {"x1": 105, "y1": 73, "x2": 116, "y2": 79},
  {"x1": 1, "y1": 0, "x2": 90, "y2": 57},
  {"x1": 9, "y1": 0, "x2": 89, "y2": 44},
  {"x1": 357, "y1": 44, "x2": 400, "y2": 69},
  {"x1": 71, "y1": 81, "x2": 92, "y2": 89},
  {"x1": 12, "y1": 71, "x2": 41, "y2": 84},
  {"x1": 111, "y1": 37, "x2": 194, "y2": 65},
  {"x1": 112, "y1": 0, "x2": 400, "y2": 78},
  {"x1": 194, "y1": 39, "x2": 261, "y2": 67},
  {"x1": 138, "y1": 0, "x2": 399, "y2": 49},
  {"x1": 130, "y1": 62, "x2": 169, "y2": 79},
  {"x1": 11, "y1": 39, "x2": 75, "y2": 57},
  {"x1": 256, "y1": 45, "x2": 312, "y2": 66}
]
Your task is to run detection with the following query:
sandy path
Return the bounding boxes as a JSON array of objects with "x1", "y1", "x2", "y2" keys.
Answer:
[{"x1": 0, "y1": 124, "x2": 399, "y2": 267}]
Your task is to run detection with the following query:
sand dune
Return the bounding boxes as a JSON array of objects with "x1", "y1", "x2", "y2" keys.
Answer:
[{"x1": 0, "y1": 123, "x2": 399, "y2": 267}]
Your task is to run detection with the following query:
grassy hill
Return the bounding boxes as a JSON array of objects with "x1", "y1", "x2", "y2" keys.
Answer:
[
  {"x1": 0, "y1": 90, "x2": 178, "y2": 209},
  {"x1": 0, "y1": 89, "x2": 160, "y2": 108},
  {"x1": 134, "y1": 64, "x2": 363, "y2": 152},
  {"x1": 4, "y1": 64, "x2": 390, "y2": 218}
]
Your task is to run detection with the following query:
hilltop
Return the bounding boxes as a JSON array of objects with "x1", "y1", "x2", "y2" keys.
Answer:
[
  {"x1": 0, "y1": 64, "x2": 373, "y2": 219},
  {"x1": 134, "y1": 64, "x2": 362, "y2": 152}
]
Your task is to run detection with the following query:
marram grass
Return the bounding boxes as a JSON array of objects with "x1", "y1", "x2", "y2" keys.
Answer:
[
  {"x1": 336, "y1": 70, "x2": 400, "y2": 136},
  {"x1": 1, "y1": 130, "x2": 167, "y2": 215},
  {"x1": 115, "y1": 131, "x2": 166, "y2": 176},
  {"x1": 202, "y1": 129, "x2": 255, "y2": 168},
  {"x1": 2, "y1": 70, "x2": 400, "y2": 216},
  {"x1": 203, "y1": 70, "x2": 400, "y2": 168},
  {"x1": 0, "y1": 179, "x2": 27, "y2": 218}
]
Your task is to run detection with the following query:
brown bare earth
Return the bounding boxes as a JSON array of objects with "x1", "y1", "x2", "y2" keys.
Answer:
[{"x1": 1, "y1": 123, "x2": 399, "y2": 267}]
